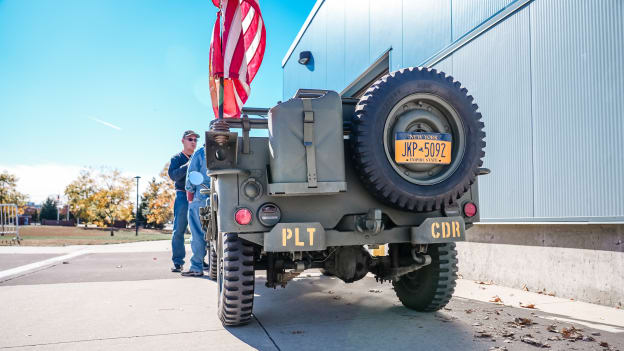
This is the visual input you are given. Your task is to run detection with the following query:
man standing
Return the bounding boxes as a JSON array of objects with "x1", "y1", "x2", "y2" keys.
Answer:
[
  {"x1": 181, "y1": 144, "x2": 210, "y2": 277},
  {"x1": 167, "y1": 130, "x2": 198, "y2": 272}
]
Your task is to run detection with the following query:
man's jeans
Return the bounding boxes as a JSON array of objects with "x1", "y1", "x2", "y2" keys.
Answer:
[
  {"x1": 188, "y1": 199, "x2": 207, "y2": 272},
  {"x1": 171, "y1": 191, "x2": 188, "y2": 266}
]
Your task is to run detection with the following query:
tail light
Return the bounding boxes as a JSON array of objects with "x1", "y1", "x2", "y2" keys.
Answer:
[
  {"x1": 463, "y1": 202, "x2": 477, "y2": 217},
  {"x1": 235, "y1": 208, "x2": 253, "y2": 225}
]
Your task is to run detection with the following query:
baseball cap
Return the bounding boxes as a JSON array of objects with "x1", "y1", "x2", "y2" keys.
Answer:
[{"x1": 183, "y1": 130, "x2": 200, "y2": 139}]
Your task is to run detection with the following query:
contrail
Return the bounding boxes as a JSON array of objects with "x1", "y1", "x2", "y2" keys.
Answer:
[{"x1": 90, "y1": 116, "x2": 122, "y2": 130}]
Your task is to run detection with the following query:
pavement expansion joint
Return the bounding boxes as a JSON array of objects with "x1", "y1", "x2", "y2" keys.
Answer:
[
  {"x1": 253, "y1": 313, "x2": 281, "y2": 351},
  {"x1": 0, "y1": 264, "x2": 60, "y2": 285},
  {"x1": 0, "y1": 329, "x2": 223, "y2": 350}
]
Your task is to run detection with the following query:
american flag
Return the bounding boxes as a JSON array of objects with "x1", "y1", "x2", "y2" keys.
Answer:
[{"x1": 209, "y1": 0, "x2": 266, "y2": 119}]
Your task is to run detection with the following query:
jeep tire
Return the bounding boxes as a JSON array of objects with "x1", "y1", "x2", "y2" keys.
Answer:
[
  {"x1": 208, "y1": 242, "x2": 218, "y2": 280},
  {"x1": 217, "y1": 233, "x2": 255, "y2": 326},
  {"x1": 351, "y1": 67, "x2": 485, "y2": 211},
  {"x1": 393, "y1": 243, "x2": 458, "y2": 311}
]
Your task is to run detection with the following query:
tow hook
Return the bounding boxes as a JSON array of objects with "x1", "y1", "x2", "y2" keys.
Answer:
[
  {"x1": 411, "y1": 248, "x2": 431, "y2": 265},
  {"x1": 355, "y1": 208, "x2": 384, "y2": 234}
]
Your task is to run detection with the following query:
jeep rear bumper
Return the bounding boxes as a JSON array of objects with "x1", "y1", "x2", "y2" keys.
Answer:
[{"x1": 237, "y1": 216, "x2": 466, "y2": 252}]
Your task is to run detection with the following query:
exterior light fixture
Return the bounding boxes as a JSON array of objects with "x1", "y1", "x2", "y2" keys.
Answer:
[{"x1": 298, "y1": 51, "x2": 311, "y2": 65}]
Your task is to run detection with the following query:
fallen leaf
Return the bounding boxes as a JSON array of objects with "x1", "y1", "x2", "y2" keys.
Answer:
[
  {"x1": 475, "y1": 331, "x2": 492, "y2": 338},
  {"x1": 599, "y1": 341, "x2": 609, "y2": 347},
  {"x1": 477, "y1": 281, "x2": 493, "y2": 285},
  {"x1": 520, "y1": 335, "x2": 550, "y2": 348},
  {"x1": 560, "y1": 326, "x2": 583, "y2": 340},
  {"x1": 436, "y1": 316, "x2": 455, "y2": 323},
  {"x1": 547, "y1": 292, "x2": 555, "y2": 297},
  {"x1": 465, "y1": 309, "x2": 475, "y2": 314},
  {"x1": 520, "y1": 303, "x2": 537, "y2": 309},
  {"x1": 490, "y1": 296, "x2": 503, "y2": 303},
  {"x1": 522, "y1": 285, "x2": 529, "y2": 291},
  {"x1": 514, "y1": 317, "x2": 534, "y2": 326}
]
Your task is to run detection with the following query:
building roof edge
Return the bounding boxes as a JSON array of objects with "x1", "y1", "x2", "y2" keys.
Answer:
[{"x1": 281, "y1": 0, "x2": 325, "y2": 68}]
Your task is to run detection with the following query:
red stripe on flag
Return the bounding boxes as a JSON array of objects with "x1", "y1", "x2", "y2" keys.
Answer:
[{"x1": 209, "y1": 0, "x2": 266, "y2": 119}]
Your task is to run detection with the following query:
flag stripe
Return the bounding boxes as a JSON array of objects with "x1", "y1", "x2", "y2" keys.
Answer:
[{"x1": 210, "y1": 0, "x2": 266, "y2": 118}]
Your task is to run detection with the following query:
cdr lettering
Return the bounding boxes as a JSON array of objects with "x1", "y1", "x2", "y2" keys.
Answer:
[{"x1": 431, "y1": 221, "x2": 462, "y2": 239}]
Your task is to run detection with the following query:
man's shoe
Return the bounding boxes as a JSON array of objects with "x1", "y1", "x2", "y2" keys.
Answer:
[
  {"x1": 171, "y1": 264, "x2": 183, "y2": 273},
  {"x1": 203, "y1": 261, "x2": 210, "y2": 271},
  {"x1": 181, "y1": 270, "x2": 204, "y2": 277}
]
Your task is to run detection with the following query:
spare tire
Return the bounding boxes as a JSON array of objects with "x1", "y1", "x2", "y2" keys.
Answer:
[{"x1": 351, "y1": 67, "x2": 485, "y2": 211}]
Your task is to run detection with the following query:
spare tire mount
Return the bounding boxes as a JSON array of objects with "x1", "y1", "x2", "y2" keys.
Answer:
[{"x1": 383, "y1": 93, "x2": 466, "y2": 185}]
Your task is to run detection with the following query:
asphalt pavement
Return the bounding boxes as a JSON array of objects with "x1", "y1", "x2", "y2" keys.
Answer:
[{"x1": 0, "y1": 241, "x2": 622, "y2": 351}]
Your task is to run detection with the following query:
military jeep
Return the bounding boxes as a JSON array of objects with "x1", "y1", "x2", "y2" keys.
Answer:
[{"x1": 196, "y1": 67, "x2": 487, "y2": 326}]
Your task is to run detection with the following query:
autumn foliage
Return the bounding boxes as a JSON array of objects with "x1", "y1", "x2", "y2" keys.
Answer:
[
  {"x1": 62, "y1": 165, "x2": 174, "y2": 229},
  {"x1": 141, "y1": 164, "x2": 175, "y2": 229},
  {"x1": 64, "y1": 168, "x2": 134, "y2": 227}
]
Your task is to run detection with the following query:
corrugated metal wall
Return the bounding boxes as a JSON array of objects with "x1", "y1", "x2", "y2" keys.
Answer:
[{"x1": 282, "y1": 0, "x2": 624, "y2": 222}]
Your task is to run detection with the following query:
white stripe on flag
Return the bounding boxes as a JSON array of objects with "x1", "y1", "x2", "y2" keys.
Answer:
[
  {"x1": 245, "y1": 17, "x2": 263, "y2": 64},
  {"x1": 223, "y1": 4, "x2": 242, "y2": 78},
  {"x1": 242, "y1": 6, "x2": 255, "y2": 32}
]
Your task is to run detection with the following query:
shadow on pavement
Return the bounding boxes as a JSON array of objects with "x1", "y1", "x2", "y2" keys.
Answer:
[{"x1": 224, "y1": 274, "x2": 481, "y2": 351}]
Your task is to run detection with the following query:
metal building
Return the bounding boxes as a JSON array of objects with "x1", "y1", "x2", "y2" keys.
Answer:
[{"x1": 281, "y1": 0, "x2": 624, "y2": 223}]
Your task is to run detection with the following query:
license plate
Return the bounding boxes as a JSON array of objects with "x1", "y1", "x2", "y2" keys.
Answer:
[
  {"x1": 410, "y1": 217, "x2": 466, "y2": 244},
  {"x1": 394, "y1": 132, "x2": 452, "y2": 164},
  {"x1": 264, "y1": 223, "x2": 326, "y2": 252}
]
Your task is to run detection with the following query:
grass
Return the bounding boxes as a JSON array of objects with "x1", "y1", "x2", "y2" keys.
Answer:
[{"x1": 0, "y1": 225, "x2": 190, "y2": 246}]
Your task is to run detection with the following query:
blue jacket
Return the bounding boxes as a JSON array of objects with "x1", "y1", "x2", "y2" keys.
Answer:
[
  {"x1": 168, "y1": 152, "x2": 191, "y2": 191},
  {"x1": 185, "y1": 146, "x2": 210, "y2": 202}
]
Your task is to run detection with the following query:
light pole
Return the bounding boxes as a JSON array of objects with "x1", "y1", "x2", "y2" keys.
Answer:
[{"x1": 134, "y1": 176, "x2": 141, "y2": 236}]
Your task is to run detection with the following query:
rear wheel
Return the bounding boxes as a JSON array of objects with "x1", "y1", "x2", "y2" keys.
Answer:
[
  {"x1": 217, "y1": 233, "x2": 255, "y2": 326},
  {"x1": 393, "y1": 243, "x2": 458, "y2": 311},
  {"x1": 208, "y1": 242, "x2": 218, "y2": 280}
]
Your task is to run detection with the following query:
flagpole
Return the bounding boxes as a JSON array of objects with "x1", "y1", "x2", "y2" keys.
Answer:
[
  {"x1": 212, "y1": 70, "x2": 230, "y2": 146},
  {"x1": 218, "y1": 77, "x2": 224, "y2": 120}
]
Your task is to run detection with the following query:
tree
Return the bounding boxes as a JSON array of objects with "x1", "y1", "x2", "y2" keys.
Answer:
[
  {"x1": 89, "y1": 169, "x2": 134, "y2": 227},
  {"x1": 40, "y1": 197, "x2": 58, "y2": 220},
  {"x1": 65, "y1": 169, "x2": 97, "y2": 223},
  {"x1": 31, "y1": 209, "x2": 39, "y2": 223},
  {"x1": 142, "y1": 164, "x2": 175, "y2": 229},
  {"x1": 136, "y1": 197, "x2": 148, "y2": 225},
  {"x1": 0, "y1": 170, "x2": 28, "y2": 205}
]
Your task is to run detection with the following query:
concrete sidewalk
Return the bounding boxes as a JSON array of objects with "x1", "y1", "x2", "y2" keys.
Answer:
[{"x1": 0, "y1": 241, "x2": 622, "y2": 350}]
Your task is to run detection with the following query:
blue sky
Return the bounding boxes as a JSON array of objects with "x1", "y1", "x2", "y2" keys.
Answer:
[{"x1": 0, "y1": 0, "x2": 316, "y2": 202}]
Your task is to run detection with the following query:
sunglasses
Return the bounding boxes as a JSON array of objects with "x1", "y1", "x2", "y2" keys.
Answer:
[{"x1": 185, "y1": 138, "x2": 197, "y2": 142}]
